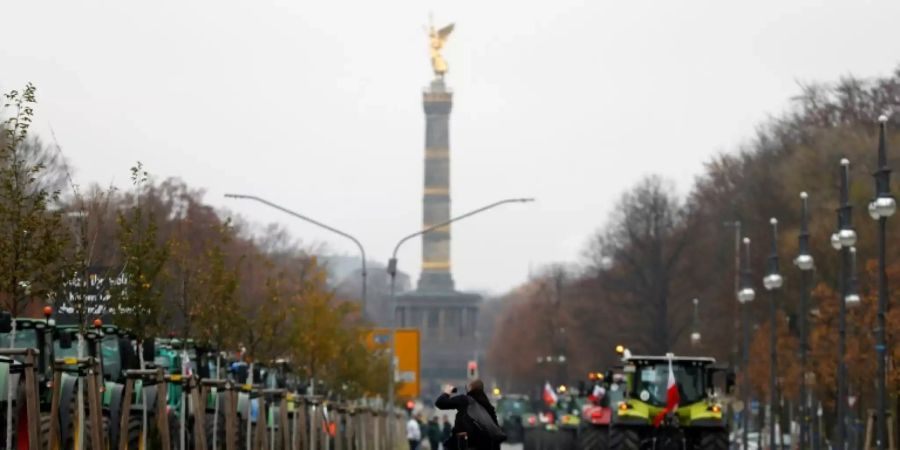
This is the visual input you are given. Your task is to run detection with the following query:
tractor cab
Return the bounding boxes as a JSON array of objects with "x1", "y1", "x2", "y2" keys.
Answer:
[
  {"x1": 0, "y1": 315, "x2": 52, "y2": 373},
  {"x1": 267, "y1": 359, "x2": 300, "y2": 391},
  {"x1": 610, "y1": 353, "x2": 729, "y2": 450}
]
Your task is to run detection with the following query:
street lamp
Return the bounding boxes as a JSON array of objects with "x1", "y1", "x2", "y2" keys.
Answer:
[
  {"x1": 738, "y1": 236, "x2": 755, "y2": 450},
  {"x1": 869, "y1": 115, "x2": 894, "y2": 450},
  {"x1": 384, "y1": 197, "x2": 534, "y2": 449},
  {"x1": 763, "y1": 218, "x2": 783, "y2": 450},
  {"x1": 832, "y1": 158, "x2": 855, "y2": 449},
  {"x1": 846, "y1": 247, "x2": 861, "y2": 307},
  {"x1": 690, "y1": 298, "x2": 701, "y2": 347},
  {"x1": 223, "y1": 193, "x2": 370, "y2": 315},
  {"x1": 794, "y1": 192, "x2": 815, "y2": 450}
]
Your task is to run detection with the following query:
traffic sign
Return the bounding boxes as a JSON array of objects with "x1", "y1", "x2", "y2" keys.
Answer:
[{"x1": 366, "y1": 328, "x2": 420, "y2": 399}]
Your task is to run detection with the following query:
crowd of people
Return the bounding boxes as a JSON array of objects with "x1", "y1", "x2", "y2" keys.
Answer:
[{"x1": 406, "y1": 414, "x2": 453, "y2": 450}]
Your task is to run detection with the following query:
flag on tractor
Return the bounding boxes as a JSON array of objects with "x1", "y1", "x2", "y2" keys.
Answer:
[
  {"x1": 588, "y1": 384, "x2": 606, "y2": 403},
  {"x1": 542, "y1": 382, "x2": 558, "y2": 406},
  {"x1": 652, "y1": 359, "x2": 680, "y2": 427}
]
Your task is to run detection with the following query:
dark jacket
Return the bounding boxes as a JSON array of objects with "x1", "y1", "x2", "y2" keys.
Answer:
[
  {"x1": 442, "y1": 422, "x2": 452, "y2": 442},
  {"x1": 427, "y1": 421, "x2": 443, "y2": 444},
  {"x1": 435, "y1": 391, "x2": 500, "y2": 450}
]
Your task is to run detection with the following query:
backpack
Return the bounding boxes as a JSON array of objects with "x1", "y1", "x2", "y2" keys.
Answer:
[{"x1": 466, "y1": 397, "x2": 507, "y2": 443}]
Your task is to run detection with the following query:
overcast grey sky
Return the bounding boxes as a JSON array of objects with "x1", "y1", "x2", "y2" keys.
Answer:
[{"x1": 2, "y1": 0, "x2": 899, "y2": 295}]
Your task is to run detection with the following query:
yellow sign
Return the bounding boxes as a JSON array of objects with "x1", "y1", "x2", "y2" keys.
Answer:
[{"x1": 366, "y1": 328, "x2": 420, "y2": 399}]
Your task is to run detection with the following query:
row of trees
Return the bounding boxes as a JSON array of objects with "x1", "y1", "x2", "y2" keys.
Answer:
[
  {"x1": 0, "y1": 84, "x2": 388, "y2": 398},
  {"x1": 488, "y1": 66, "x2": 900, "y2": 420}
]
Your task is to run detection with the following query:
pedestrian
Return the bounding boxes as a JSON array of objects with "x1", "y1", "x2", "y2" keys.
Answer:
[
  {"x1": 407, "y1": 413, "x2": 422, "y2": 450},
  {"x1": 441, "y1": 415, "x2": 452, "y2": 447},
  {"x1": 435, "y1": 379, "x2": 503, "y2": 450},
  {"x1": 427, "y1": 416, "x2": 442, "y2": 450}
]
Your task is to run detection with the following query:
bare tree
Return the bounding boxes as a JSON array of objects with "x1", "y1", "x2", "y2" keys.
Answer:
[{"x1": 586, "y1": 175, "x2": 693, "y2": 354}]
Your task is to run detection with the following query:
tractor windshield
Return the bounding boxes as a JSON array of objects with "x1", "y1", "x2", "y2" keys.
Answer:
[
  {"x1": 0, "y1": 329, "x2": 38, "y2": 350},
  {"x1": 497, "y1": 397, "x2": 531, "y2": 416},
  {"x1": 0, "y1": 329, "x2": 40, "y2": 362},
  {"x1": 101, "y1": 334, "x2": 121, "y2": 379},
  {"x1": 633, "y1": 362, "x2": 705, "y2": 407}
]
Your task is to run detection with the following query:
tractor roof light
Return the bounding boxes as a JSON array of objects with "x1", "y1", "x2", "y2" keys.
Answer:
[
  {"x1": 615, "y1": 345, "x2": 625, "y2": 355},
  {"x1": 617, "y1": 402, "x2": 629, "y2": 412}
]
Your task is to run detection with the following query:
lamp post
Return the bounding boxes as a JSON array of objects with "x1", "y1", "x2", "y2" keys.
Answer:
[
  {"x1": 868, "y1": 115, "x2": 895, "y2": 450},
  {"x1": 763, "y1": 218, "x2": 783, "y2": 449},
  {"x1": 690, "y1": 298, "x2": 701, "y2": 347},
  {"x1": 830, "y1": 158, "x2": 856, "y2": 449},
  {"x1": 384, "y1": 197, "x2": 534, "y2": 449},
  {"x1": 794, "y1": 192, "x2": 815, "y2": 450},
  {"x1": 737, "y1": 237, "x2": 755, "y2": 450},
  {"x1": 724, "y1": 221, "x2": 742, "y2": 364},
  {"x1": 224, "y1": 193, "x2": 369, "y2": 314}
]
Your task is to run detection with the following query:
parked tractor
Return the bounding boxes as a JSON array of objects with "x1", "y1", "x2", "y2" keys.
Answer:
[
  {"x1": 576, "y1": 372, "x2": 613, "y2": 450},
  {"x1": 609, "y1": 352, "x2": 732, "y2": 450},
  {"x1": 522, "y1": 386, "x2": 582, "y2": 450},
  {"x1": 497, "y1": 393, "x2": 532, "y2": 444}
]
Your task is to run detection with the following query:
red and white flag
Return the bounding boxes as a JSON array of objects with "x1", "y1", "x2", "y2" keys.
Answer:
[
  {"x1": 542, "y1": 382, "x2": 558, "y2": 406},
  {"x1": 588, "y1": 385, "x2": 605, "y2": 403},
  {"x1": 652, "y1": 359, "x2": 680, "y2": 427}
]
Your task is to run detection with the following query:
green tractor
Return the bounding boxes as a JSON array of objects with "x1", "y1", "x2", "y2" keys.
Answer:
[
  {"x1": 609, "y1": 353, "x2": 732, "y2": 450},
  {"x1": 0, "y1": 314, "x2": 55, "y2": 447},
  {"x1": 152, "y1": 337, "x2": 224, "y2": 447},
  {"x1": 522, "y1": 385, "x2": 582, "y2": 450},
  {"x1": 0, "y1": 312, "x2": 132, "y2": 448},
  {"x1": 496, "y1": 393, "x2": 533, "y2": 444}
]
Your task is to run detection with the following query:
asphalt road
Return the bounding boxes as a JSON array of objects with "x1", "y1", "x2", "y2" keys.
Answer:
[{"x1": 501, "y1": 443, "x2": 523, "y2": 450}]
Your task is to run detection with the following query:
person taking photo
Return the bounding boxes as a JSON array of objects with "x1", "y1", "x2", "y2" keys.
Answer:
[{"x1": 434, "y1": 379, "x2": 505, "y2": 450}]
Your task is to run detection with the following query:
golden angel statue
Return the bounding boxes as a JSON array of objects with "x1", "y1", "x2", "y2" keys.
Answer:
[{"x1": 429, "y1": 23, "x2": 454, "y2": 77}]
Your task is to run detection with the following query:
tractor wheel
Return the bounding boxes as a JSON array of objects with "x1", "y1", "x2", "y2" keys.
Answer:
[
  {"x1": 699, "y1": 429, "x2": 728, "y2": 450},
  {"x1": 205, "y1": 411, "x2": 223, "y2": 450},
  {"x1": 40, "y1": 413, "x2": 52, "y2": 450},
  {"x1": 576, "y1": 425, "x2": 609, "y2": 450},
  {"x1": 524, "y1": 429, "x2": 538, "y2": 450},
  {"x1": 125, "y1": 413, "x2": 144, "y2": 450},
  {"x1": 83, "y1": 413, "x2": 109, "y2": 449},
  {"x1": 557, "y1": 429, "x2": 577, "y2": 450},
  {"x1": 57, "y1": 384, "x2": 107, "y2": 449},
  {"x1": 608, "y1": 427, "x2": 639, "y2": 450},
  {"x1": 207, "y1": 410, "x2": 245, "y2": 450},
  {"x1": 148, "y1": 409, "x2": 182, "y2": 450}
]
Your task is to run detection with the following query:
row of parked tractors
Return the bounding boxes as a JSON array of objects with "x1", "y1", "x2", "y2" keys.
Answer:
[
  {"x1": 500, "y1": 346, "x2": 736, "y2": 450},
  {"x1": 0, "y1": 310, "x2": 404, "y2": 450}
]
